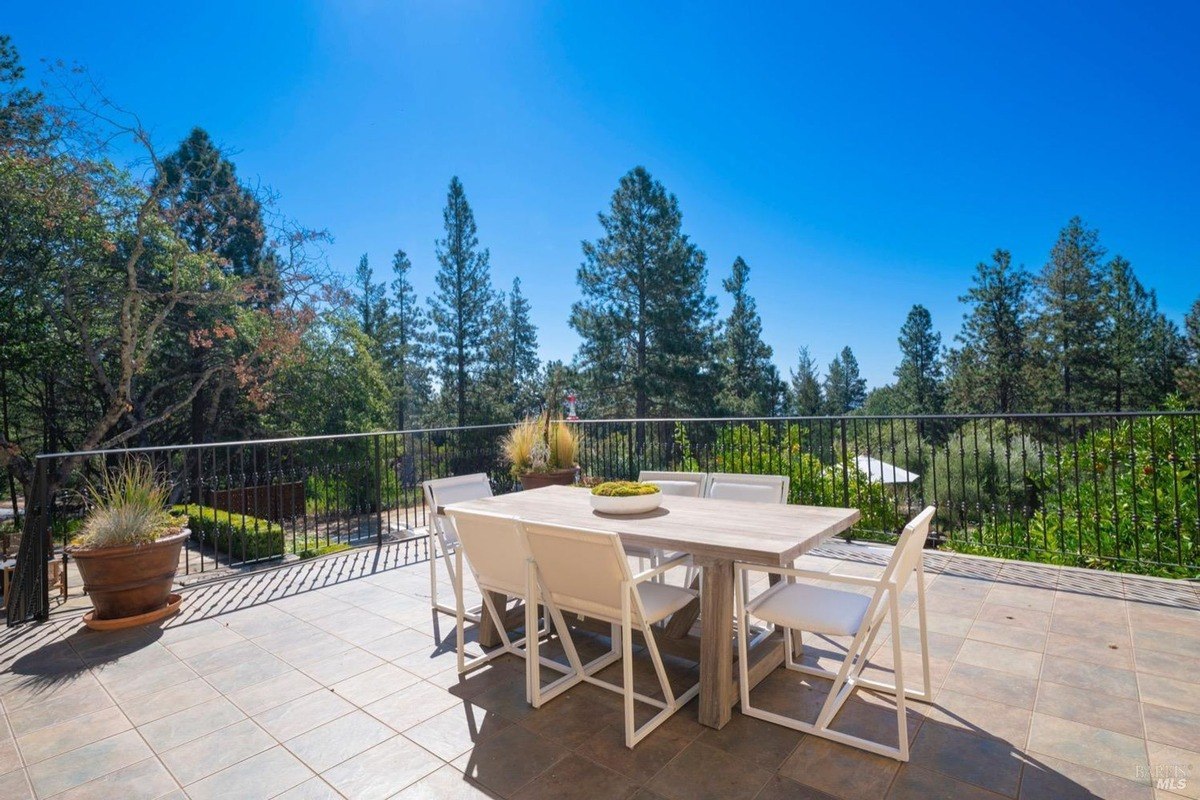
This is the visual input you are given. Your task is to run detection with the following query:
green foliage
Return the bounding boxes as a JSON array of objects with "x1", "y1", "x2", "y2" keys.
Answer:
[
  {"x1": 297, "y1": 542, "x2": 353, "y2": 560},
  {"x1": 894, "y1": 304, "x2": 945, "y2": 415},
  {"x1": 381, "y1": 248, "x2": 433, "y2": 429},
  {"x1": 789, "y1": 347, "x2": 823, "y2": 416},
  {"x1": 822, "y1": 347, "x2": 866, "y2": 414},
  {"x1": 1175, "y1": 299, "x2": 1200, "y2": 408},
  {"x1": 570, "y1": 166, "x2": 717, "y2": 418},
  {"x1": 591, "y1": 481, "x2": 660, "y2": 497},
  {"x1": 715, "y1": 257, "x2": 785, "y2": 416},
  {"x1": 73, "y1": 460, "x2": 176, "y2": 549},
  {"x1": 176, "y1": 504, "x2": 285, "y2": 561}
]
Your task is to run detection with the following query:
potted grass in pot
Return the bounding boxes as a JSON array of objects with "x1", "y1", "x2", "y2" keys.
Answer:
[
  {"x1": 66, "y1": 459, "x2": 189, "y2": 629},
  {"x1": 503, "y1": 414, "x2": 579, "y2": 490}
]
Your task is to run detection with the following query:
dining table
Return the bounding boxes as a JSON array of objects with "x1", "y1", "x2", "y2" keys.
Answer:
[{"x1": 443, "y1": 483, "x2": 861, "y2": 729}]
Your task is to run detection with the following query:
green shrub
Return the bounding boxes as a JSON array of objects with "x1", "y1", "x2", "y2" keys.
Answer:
[
  {"x1": 175, "y1": 504, "x2": 285, "y2": 562},
  {"x1": 591, "y1": 481, "x2": 660, "y2": 497},
  {"x1": 297, "y1": 542, "x2": 353, "y2": 560}
]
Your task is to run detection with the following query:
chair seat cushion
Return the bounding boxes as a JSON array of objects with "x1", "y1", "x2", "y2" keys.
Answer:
[
  {"x1": 647, "y1": 479, "x2": 702, "y2": 497},
  {"x1": 637, "y1": 582, "x2": 697, "y2": 624},
  {"x1": 747, "y1": 581, "x2": 870, "y2": 636}
]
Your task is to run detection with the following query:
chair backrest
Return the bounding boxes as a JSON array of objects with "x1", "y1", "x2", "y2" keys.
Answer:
[
  {"x1": 443, "y1": 508, "x2": 529, "y2": 597},
  {"x1": 638, "y1": 471, "x2": 706, "y2": 498},
  {"x1": 878, "y1": 506, "x2": 936, "y2": 596},
  {"x1": 705, "y1": 473, "x2": 789, "y2": 504},
  {"x1": 423, "y1": 473, "x2": 493, "y2": 546},
  {"x1": 521, "y1": 519, "x2": 634, "y2": 622}
]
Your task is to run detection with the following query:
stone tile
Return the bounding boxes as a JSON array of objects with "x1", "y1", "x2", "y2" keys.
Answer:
[
  {"x1": 909, "y1": 720, "x2": 1024, "y2": 796},
  {"x1": 361, "y1": 627, "x2": 435, "y2": 661},
  {"x1": 1137, "y1": 673, "x2": 1200, "y2": 715},
  {"x1": 1044, "y1": 631, "x2": 1134, "y2": 670},
  {"x1": 274, "y1": 776, "x2": 344, "y2": 800},
  {"x1": 1027, "y1": 713, "x2": 1148, "y2": 778},
  {"x1": 323, "y1": 735, "x2": 441, "y2": 799},
  {"x1": 511, "y1": 753, "x2": 639, "y2": 800},
  {"x1": 647, "y1": 740, "x2": 772, "y2": 800},
  {"x1": 118, "y1": 678, "x2": 223, "y2": 726},
  {"x1": 202, "y1": 651, "x2": 293, "y2": 693},
  {"x1": 1040, "y1": 654, "x2": 1139, "y2": 700},
  {"x1": 1131, "y1": 628, "x2": 1200, "y2": 660},
  {"x1": 225, "y1": 668, "x2": 321, "y2": 716},
  {"x1": 0, "y1": 770, "x2": 33, "y2": 800},
  {"x1": 941, "y1": 662, "x2": 1039, "y2": 710},
  {"x1": 329, "y1": 662, "x2": 419, "y2": 707},
  {"x1": 779, "y1": 735, "x2": 899, "y2": 800},
  {"x1": 1035, "y1": 681, "x2": 1143, "y2": 738},
  {"x1": 754, "y1": 774, "x2": 839, "y2": 799},
  {"x1": 453, "y1": 724, "x2": 570, "y2": 798},
  {"x1": 967, "y1": 619, "x2": 1048, "y2": 652},
  {"x1": 6, "y1": 682, "x2": 115, "y2": 737},
  {"x1": 15, "y1": 705, "x2": 131, "y2": 764},
  {"x1": 919, "y1": 688, "x2": 1032, "y2": 748},
  {"x1": 159, "y1": 718, "x2": 275, "y2": 785},
  {"x1": 577, "y1": 720, "x2": 694, "y2": 783},
  {"x1": 0, "y1": 737, "x2": 20, "y2": 775},
  {"x1": 393, "y1": 764, "x2": 506, "y2": 799},
  {"x1": 138, "y1": 696, "x2": 245, "y2": 753},
  {"x1": 364, "y1": 679, "x2": 460, "y2": 731},
  {"x1": 888, "y1": 764, "x2": 1011, "y2": 800},
  {"x1": 519, "y1": 691, "x2": 624, "y2": 749},
  {"x1": 696, "y1": 710, "x2": 805, "y2": 771},
  {"x1": 1018, "y1": 753, "x2": 1153, "y2": 800},
  {"x1": 1135, "y1": 645, "x2": 1198, "y2": 680},
  {"x1": 254, "y1": 689, "x2": 357, "y2": 741},
  {"x1": 26, "y1": 730, "x2": 152, "y2": 798},
  {"x1": 957, "y1": 639, "x2": 1043, "y2": 679},
  {"x1": 975, "y1": 603, "x2": 1051, "y2": 633},
  {"x1": 47, "y1": 756, "x2": 179, "y2": 800},
  {"x1": 1143, "y1": 703, "x2": 1200, "y2": 752},
  {"x1": 163, "y1": 627, "x2": 244, "y2": 661},
  {"x1": 187, "y1": 746, "x2": 313, "y2": 800},
  {"x1": 299, "y1": 647, "x2": 386, "y2": 685},
  {"x1": 284, "y1": 710, "x2": 395, "y2": 773},
  {"x1": 403, "y1": 701, "x2": 512, "y2": 761}
]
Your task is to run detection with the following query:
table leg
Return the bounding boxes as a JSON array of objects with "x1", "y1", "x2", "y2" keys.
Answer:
[
  {"x1": 697, "y1": 557, "x2": 734, "y2": 729},
  {"x1": 476, "y1": 590, "x2": 508, "y2": 648}
]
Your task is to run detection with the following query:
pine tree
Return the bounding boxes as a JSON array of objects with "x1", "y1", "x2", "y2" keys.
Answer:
[
  {"x1": 894, "y1": 304, "x2": 945, "y2": 415},
  {"x1": 570, "y1": 167, "x2": 717, "y2": 418},
  {"x1": 1105, "y1": 256, "x2": 1182, "y2": 409},
  {"x1": 822, "y1": 347, "x2": 867, "y2": 414},
  {"x1": 790, "y1": 347, "x2": 823, "y2": 416},
  {"x1": 381, "y1": 248, "x2": 431, "y2": 429},
  {"x1": 504, "y1": 277, "x2": 541, "y2": 417},
  {"x1": 949, "y1": 249, "x2": 1033, "y2": 413},
  {"x1": 1176, "y1": 299, "x2": 1200, "y2": 408},
  {"x1": 716, "y1": 257, "x2": 784, "y2": 415},
  {"x1": 354, "y1": 253, "x2": 387, "y2": 343},
  {"x1": 1034, "y1": 217, "x2": 1108, "y2": 411},
  {"x1": 428, "y1": 176, "x2": 497, "y2": 426}
]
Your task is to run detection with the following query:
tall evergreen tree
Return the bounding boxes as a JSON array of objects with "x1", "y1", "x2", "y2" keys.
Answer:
[
  {"x1": 1034, "y1": 217, "x2": 1108, "y2": 411},
  {"x1": 790, "y1": 347, "x2": 823, "y2": 416},
  {"x1": 1105, "y1": 256, "x2": 1181, "y2": 409},
  {"x1": 381, "y1": 249, "x2": 431, "y2": 429},
  {"x1": 894, "y1": 304, "x2": 945, "y2": 414},
  {"x1": 570, "y1": 167, "x2": 717, "y2": 417},
  {"x1": 428, "y1": 176, "x2": 497, "y2": 426},
  {"x1": 715, "y1": 257, "x2": 784, "y2": 415},
  {"x1": 503, "y1": 277, "x2": 541, "y2": 417},
  {"x1": 822, "y1": 347, "x2": 867, "y2": 414},
  {"x1": 949, "y1": 249, "x2": 1033, "y2": 413},
  {"x1": 1176, "y1": 298, "x2": 1200, "y2": 408},
  {"x1": 354, "y1": 253, "x2": 387, "y2": 343}
]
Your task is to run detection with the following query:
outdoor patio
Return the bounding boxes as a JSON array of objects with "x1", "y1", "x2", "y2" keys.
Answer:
[{"x1": 1, "y1": 539, "x2": 1197, "y2": 800}]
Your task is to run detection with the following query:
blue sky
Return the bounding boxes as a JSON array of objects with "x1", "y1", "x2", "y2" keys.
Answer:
[{"x1": 7, "y1": 2, "x2": 1198, "y2": 387}]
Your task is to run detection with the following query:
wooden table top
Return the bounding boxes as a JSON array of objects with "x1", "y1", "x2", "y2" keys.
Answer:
[{"x1": 444, "y1": 484, "x2": 861, "y2": 566}]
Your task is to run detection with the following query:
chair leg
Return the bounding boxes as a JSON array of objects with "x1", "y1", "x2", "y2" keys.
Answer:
[
  {"x1": 890, "y1": 597, "x2": 909, "y2": 761},
  {"x1": 622, "y1": 588, "x2": 635, "y2": 749},
  {"x1": 455, "y1": 548, "x2": 466, "y2": 674},
  {"x1": 428, "y1": 529, "x2": 439, "y2": 612}
]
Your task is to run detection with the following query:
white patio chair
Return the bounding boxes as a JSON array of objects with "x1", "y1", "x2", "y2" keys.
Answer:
[
  {"x1": 734, "y1": 506, "x2": 935, "y2": 761},
  {"x1": 443, "y1": 509, "x2": 577, "y2": 700},
  {"x1": 423, "y1": 474, "x2": 492, "y2": 622},
  {"x1": 637, "y1": 470, "x2": 706, "y2": 497},
  {"x1": 522, "y1": 519, "x2": 701, "y2": 748},
  {"x1": 705, "y1": 472, "x2": 789, "y2": 504}
]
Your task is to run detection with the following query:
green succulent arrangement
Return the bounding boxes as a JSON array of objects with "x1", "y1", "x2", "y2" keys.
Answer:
[{"x1": 590, "y1": 481, "x2": 661, "y2": 498}]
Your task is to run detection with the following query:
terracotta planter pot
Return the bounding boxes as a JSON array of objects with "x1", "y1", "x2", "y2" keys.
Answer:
[
  {"x1": 519, "y1": 467, "x2": 577, "y2": 490},
  {"x1": 68, "y1": 528, "x2": 188, "y2": 621}
]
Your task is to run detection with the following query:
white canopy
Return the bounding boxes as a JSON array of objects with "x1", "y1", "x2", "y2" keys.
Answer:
[{"x1": 854, "y1": 456, "x2": 919, "y2": 485}]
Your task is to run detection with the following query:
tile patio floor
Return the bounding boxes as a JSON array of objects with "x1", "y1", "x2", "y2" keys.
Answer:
[{"x1": 1, "y1": 538, "x2": 1198, "y2": 800}]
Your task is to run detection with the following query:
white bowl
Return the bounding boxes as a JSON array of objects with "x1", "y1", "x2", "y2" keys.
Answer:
[{"x1": 589, "y1": 491, "x2": 663, "y2": 515}]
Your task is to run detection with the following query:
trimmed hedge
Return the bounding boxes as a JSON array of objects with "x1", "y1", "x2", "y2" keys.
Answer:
[
  {"x1": 173, "y1": 504, "x2": 286, "y2": 562},
  {"x1": 297, "y1": 542, "x2": 353, "y2": 560}
]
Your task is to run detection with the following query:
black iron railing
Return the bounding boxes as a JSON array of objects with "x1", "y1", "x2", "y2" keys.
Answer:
[{"x1": 6, "y1": 411, "x2": 1198, "y2": 627}]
